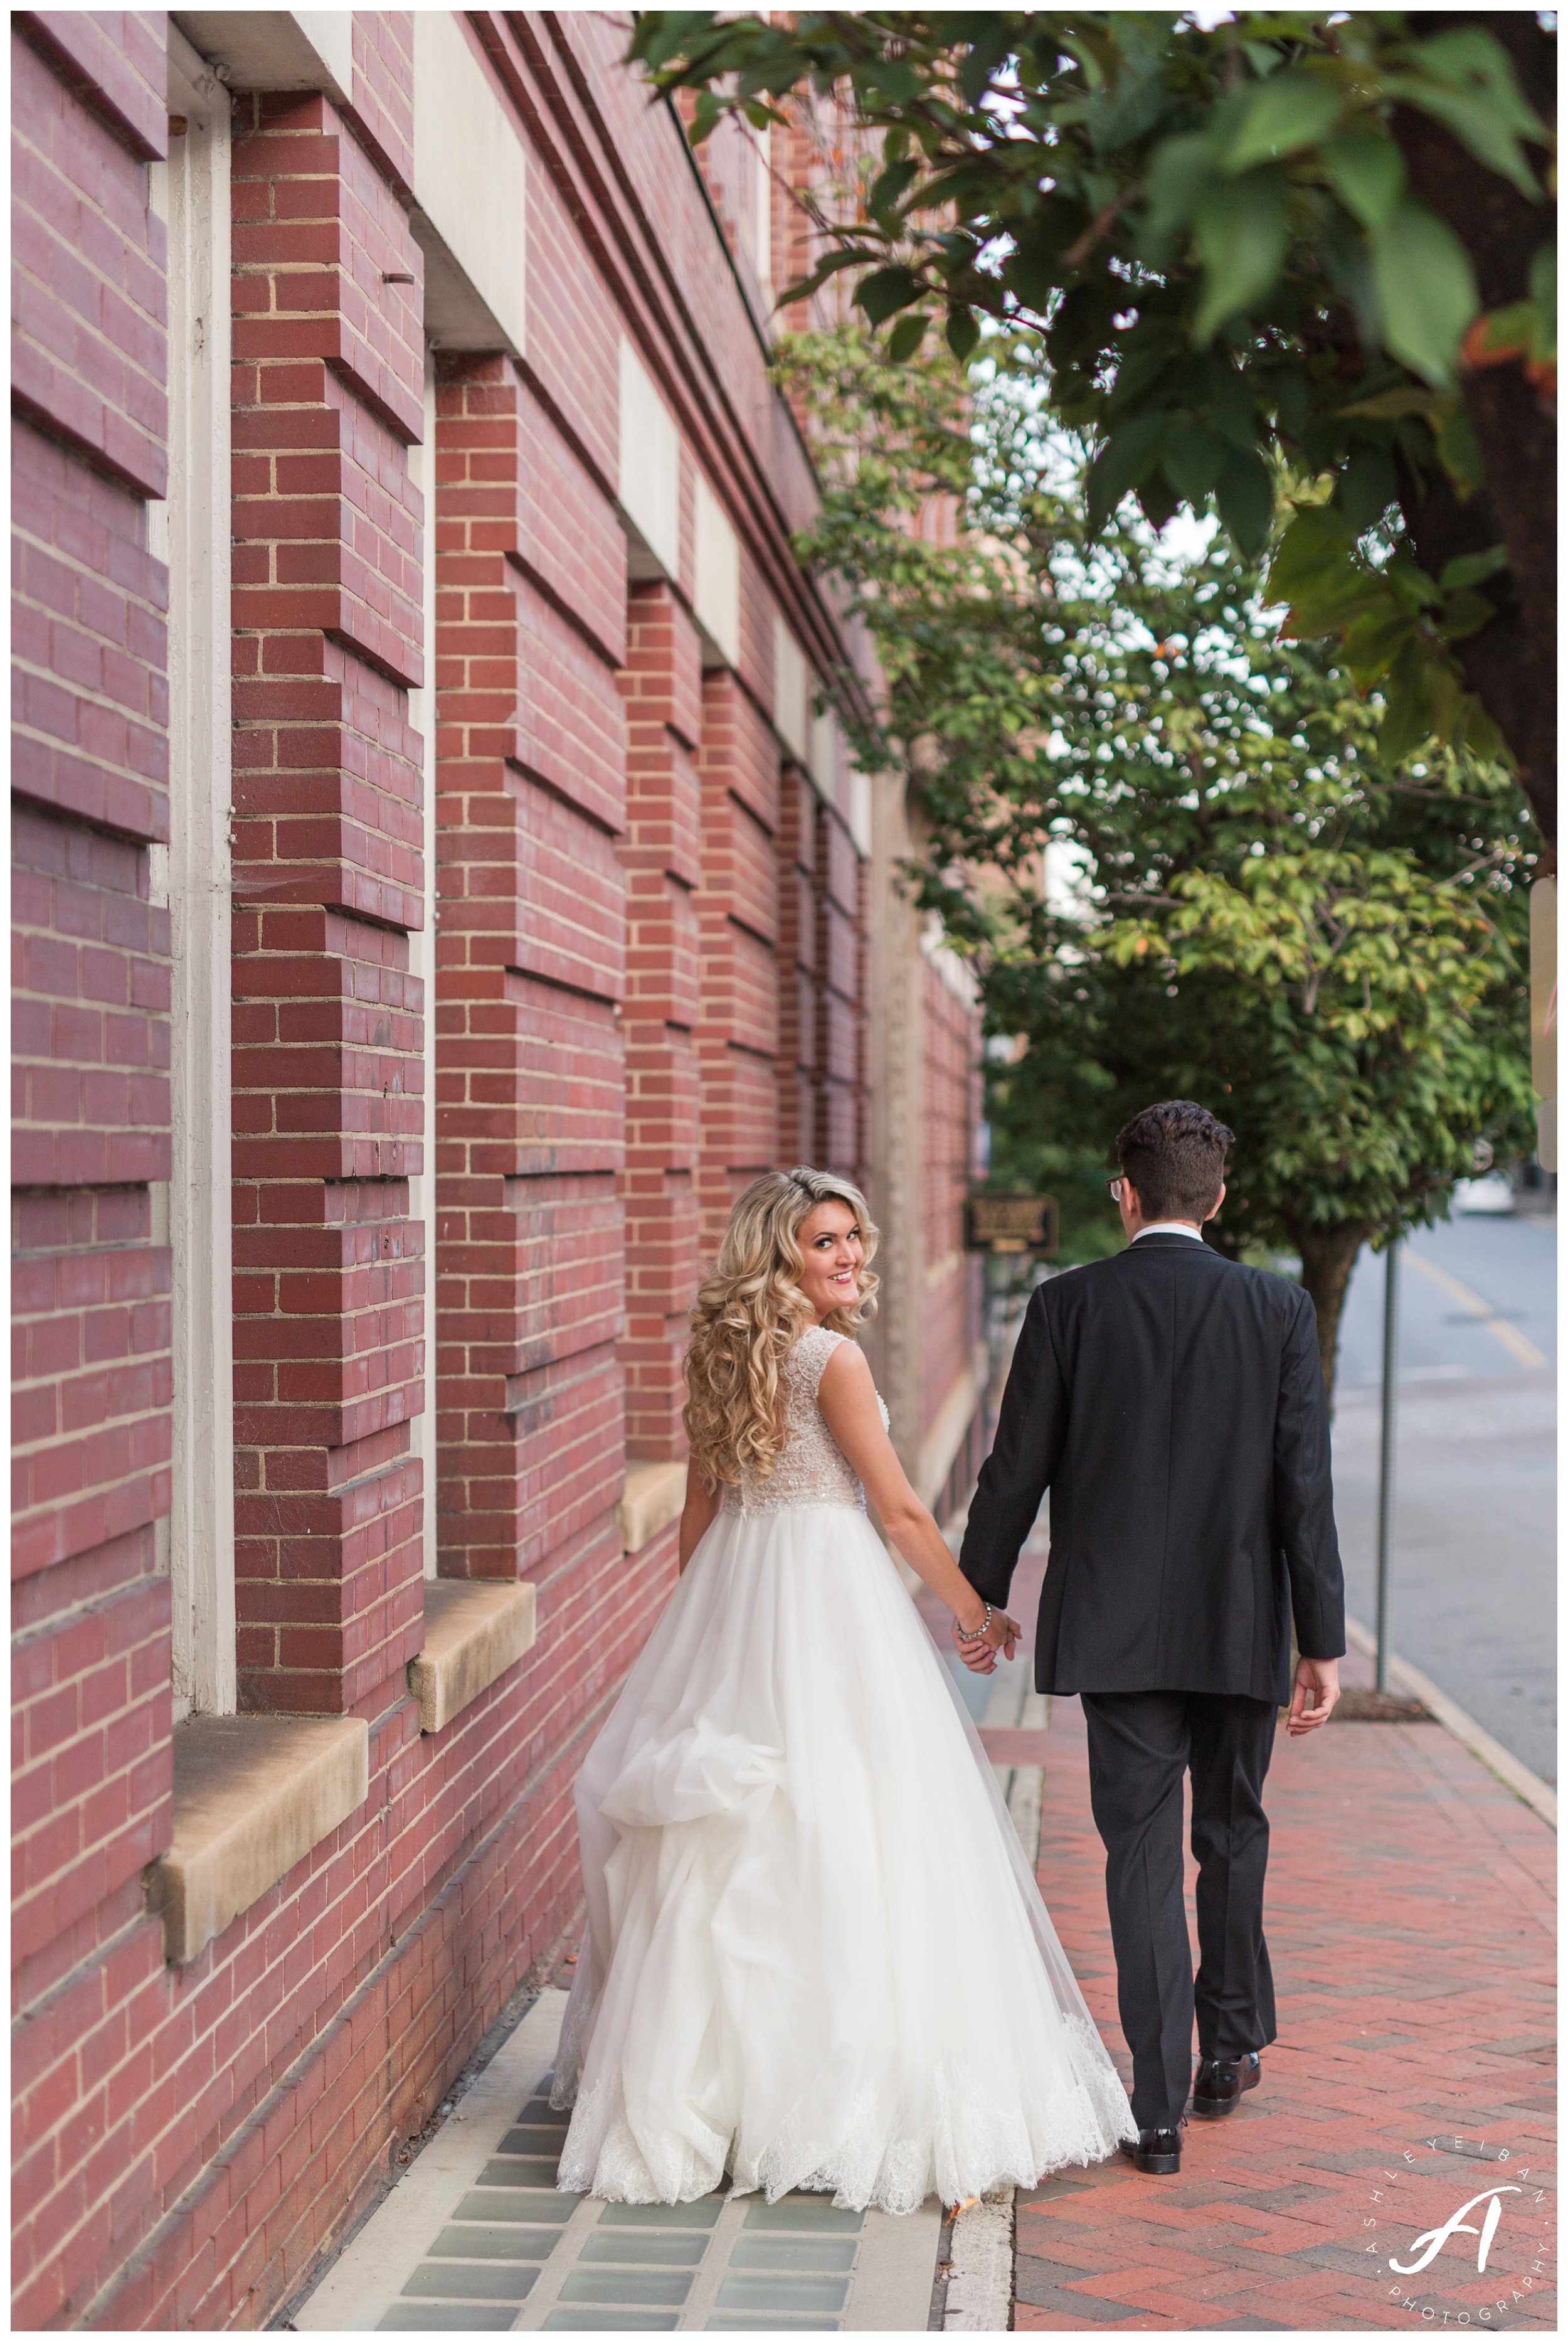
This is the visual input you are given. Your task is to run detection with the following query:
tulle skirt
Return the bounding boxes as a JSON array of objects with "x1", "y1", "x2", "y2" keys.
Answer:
[{"x1": 551, "y1": 1498, "x2": 1137, "y2": 2213}]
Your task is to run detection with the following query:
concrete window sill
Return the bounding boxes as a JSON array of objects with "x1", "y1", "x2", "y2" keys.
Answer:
[
  {"x1": 148, "y1": 1714, "x2": 370, "y2": 1966},
  {"x1": 408, "y1": 1579, "x2": 537, "y2": 1735},
  {"x1": 618, "y1": 1460, "x2": 687, "y2": 1555}
]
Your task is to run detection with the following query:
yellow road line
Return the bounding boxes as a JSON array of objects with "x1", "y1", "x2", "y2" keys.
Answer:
[{"x1": 1403, "y1": 1250, "x2": 1549, "y2": 1370}]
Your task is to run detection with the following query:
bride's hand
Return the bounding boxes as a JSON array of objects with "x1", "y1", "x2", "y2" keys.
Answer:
[{"x1": 953, "y1": 1609, "x2": 1021, "y2": 1671}]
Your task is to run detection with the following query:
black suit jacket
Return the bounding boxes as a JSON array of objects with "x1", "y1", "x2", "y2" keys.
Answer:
[{"x1": 960, "y1": 1234, "x2": 1345, "y2": 1705}]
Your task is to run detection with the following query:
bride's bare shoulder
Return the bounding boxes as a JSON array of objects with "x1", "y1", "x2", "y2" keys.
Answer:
[{"x1": 813, "y1": 1333, "x2": 874, "y2": 1397}]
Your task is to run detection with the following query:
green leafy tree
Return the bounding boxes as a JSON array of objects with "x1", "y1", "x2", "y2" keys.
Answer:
[
  {"x1": 633, "y1": 10, "x2": 1557, "y2": 841},
  {"x1": 777, "y1": 326, "x2": 1537, "y2": 1389}
]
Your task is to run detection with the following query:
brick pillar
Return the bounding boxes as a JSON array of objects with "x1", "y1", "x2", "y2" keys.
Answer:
[
  {"x1": 618, "y1": 585, "x2": 702, "y2": 1458},
  {"x1": 776, "y1": 765, "x2": 820, "y2": 1166},
  {"x1": 435, "y1": 354, "x2": 628, "y2": 1583},
  {"x1": 228, "y1": 92, "x2": 426, "y2": 1715},
  {"x1": 694, "y1": 673, "x2": 782, "y2": 1251}
]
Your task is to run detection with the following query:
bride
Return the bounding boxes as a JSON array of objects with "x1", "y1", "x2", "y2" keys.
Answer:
[{"x1": 551, "y1": 1166, "x2": 1136, "y2": 2213}]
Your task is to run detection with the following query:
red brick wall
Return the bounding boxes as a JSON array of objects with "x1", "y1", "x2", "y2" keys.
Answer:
[
  {"x1": 694, "y1": 673, "x2": 782, "y2": 1248},
  {"x1": 619, "y1": 585, "x2": 704, "y2": 1457},
  {"x1": 11, "y1": 13, "x2": 983, "y2": 2331},
  {"x1": 228, "y1": 83, "x2": 427, "y2": 1720}
]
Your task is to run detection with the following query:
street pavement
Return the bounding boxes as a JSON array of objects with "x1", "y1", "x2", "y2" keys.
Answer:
[{"x1": 1330, "y1": 1211, "x2": 1557, "y2": 1783}]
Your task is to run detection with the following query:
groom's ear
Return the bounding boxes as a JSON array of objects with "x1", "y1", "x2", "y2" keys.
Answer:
[{"x1": 1205, "y1": 1180, "x2": 1227, "y2": 1222}]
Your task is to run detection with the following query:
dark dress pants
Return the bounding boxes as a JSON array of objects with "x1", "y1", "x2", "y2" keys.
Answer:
[{"x1": 1079, "y1": 1689, "x2": 1279, "y2": 2131}]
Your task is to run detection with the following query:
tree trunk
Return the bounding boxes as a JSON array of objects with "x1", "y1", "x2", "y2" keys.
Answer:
[
  {"x1": 1392, "y1": 13, "x2": 1557, "y2": 844},
  {"x1": 1286, "y1": 1221, "x2": 1374, "y2": 1402}
]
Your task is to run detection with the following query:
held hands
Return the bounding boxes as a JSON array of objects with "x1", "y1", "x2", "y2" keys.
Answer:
[
  {"x1": 953, "y1": 1607, "x2": 1022, "y2": 1675},
  {"x1": 1286, "y1": 1655, "x2": 1340, "y2": 1735}
]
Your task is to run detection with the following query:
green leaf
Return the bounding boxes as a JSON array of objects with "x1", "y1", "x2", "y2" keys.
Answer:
[
  {"x1": 1384, "y1": 77, "x2": 1545, "y2": 202},
  {"x1": 854, "y1": 55, "x2": 923, "y2": 106},
  {"x1": 1439, "y1": 544, "x2": 1508, "y2": 593},
  {"x1": 1433, "y1": 400, "x2": 1484, "y2": 496},
  {"x1": 1319, "y1": 131, "x2": 1406, "y2": 232},
  {"x1": 959, "y1": 21, "x2": 1012, "y2": 108},
  {"x1": 1225, "y1": 72, "x2": 1342, "y2": 173},
  {"x1": 1535, "y1": 245, "x2": 1563, "y2": 363},
  {"x1": 1136, "y1": 472, "x2": 1182, "y2": 531},
  {"x1": 1342, "y1": 602, "x2": 1417, "y2": 683},
  {"x1": 1162, "y1": 418, "x2": 1227, "y2": 502},
  {"x1": 1192, "y1": 173, "x2": 1289, "y2": 342},
  {"x1": 886, "y1": 312, "x2": 930, "y2": 363},
  {"x1": 630, "y1": 14, "x2": 713, "y2": 73},
  {"x1": 1529, "y1": 242, "x2": 1555, "y2": 315},
  {"x1": 1214, "y1": 446, "x2": 1274, "y2": 560},
  {"x1": 1369, "y1": 200, "x2": 1480, "y2": 385},
  {"x1": 691, "y1": 88, "x2": 723, "y2": 144},
  {"x1": 1438, "y1": 586, "x2": 1498, "y2": 643},
  {"x1": 1410, "y1": 26, "x2": 1550, "y2": 134},
  {"x1": 1377, "y1": 640, "x2": 1439, "y2": 762},
  {"x1": 1085, "y1": 410, "x2": 1168, "y2": 535},
  {"x1": 1337, "y1": 383, "x2": 1443, "y2": 422},
  {"x1": 1336, "y1": 443, "x2": 1399, "y2": 536},
  {"x1": 1140, "y1": 131, "x2": 1219, "y2": 258},
  {"x1": 1455, "y1": 696, "x2": 1509, "y2": 767},
  {"x1": 867, "y1": 157, "x2": 920, "y2": 220},
  {"x1": 946, "y1": 306, "x2": 980, "y2": 361},
  {"x1": 856, "y1": 265, "x2": 924, "y2": 326}
]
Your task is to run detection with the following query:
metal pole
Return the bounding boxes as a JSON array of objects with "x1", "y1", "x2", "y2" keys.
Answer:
[{"x1": 1375, "y1": 1237, "x2": 1401, "y2": 1693}]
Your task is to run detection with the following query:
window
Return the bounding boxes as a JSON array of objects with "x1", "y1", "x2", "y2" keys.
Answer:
[
  {"x1": 406, "y1": 349, "x2": 439, "y2": 1577},
  {"x1": 149, "y1": 31, "x2": 235, "y2": 1718}
]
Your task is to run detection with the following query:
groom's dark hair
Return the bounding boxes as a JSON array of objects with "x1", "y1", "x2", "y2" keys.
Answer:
[{"x1": 1116, "y1": 1100, "x2": 1234, "y2": 1223}]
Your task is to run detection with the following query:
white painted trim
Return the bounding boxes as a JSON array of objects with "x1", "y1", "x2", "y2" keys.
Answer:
[
  {"x1": 411, "y1": 12, "x2": 527, "y2": 357},
  {"x1": 407, "y1": 353, "x2": 439, "y2": 1578},
  {"x1": 1342, "y1": 1614, "x2": 1557, "y2": 1829},
  {"x1": 172, "y1": 9, "x2": 351, "y2": 98},
  {"x1": 693, "y1": 471, "x2": 741, "y2": 669},
  {"x1": 157, "y1": 33, "x2": 236, "y2": 1720},
  {"x1": 773, "y1": 614, "x2": 810, "y2": 764},
  {"x1": 618, "y1": 336, "x2": 681, "y2": 580}
]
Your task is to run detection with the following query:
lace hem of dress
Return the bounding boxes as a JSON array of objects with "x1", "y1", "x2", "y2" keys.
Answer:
[{"x1": 549, "y1": 2014, "x2": 1135, "y2": 2217}]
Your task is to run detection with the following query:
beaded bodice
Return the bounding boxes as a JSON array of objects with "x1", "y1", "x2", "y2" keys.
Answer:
[{"x1": 722, "y1": 1324, "x2": 888, "y2": 1516}]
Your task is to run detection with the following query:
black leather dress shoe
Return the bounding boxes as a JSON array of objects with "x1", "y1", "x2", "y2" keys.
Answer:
[
  {"x1": 1192, "y1": 2050, "x2": 1261, "y2": 2119},
  {"x1": 1121, "y1": 2121, "x2": 1184, "y2": 2174}
]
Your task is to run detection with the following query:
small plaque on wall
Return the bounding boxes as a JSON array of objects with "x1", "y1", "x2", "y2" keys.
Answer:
[{"x1": 965, "y1": 1193, "x2": 1059, "y2": 1256}]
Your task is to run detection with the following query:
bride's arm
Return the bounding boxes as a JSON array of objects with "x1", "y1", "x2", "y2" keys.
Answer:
[
  {"x1": 817, "y1": 1344, "x2": 1015, "y2": 1653},
  {"x1": 677, "y1": 1467, "x2": 721, "y2": 1574}
]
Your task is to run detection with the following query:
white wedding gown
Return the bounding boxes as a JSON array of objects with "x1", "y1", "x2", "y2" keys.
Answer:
[{"x1": 551, "y1": 1324, "x2": 1136, "y2": 2212}]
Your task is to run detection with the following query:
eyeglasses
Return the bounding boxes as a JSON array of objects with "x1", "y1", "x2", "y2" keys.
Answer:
[{"x1": 1105, "y1": 1177, "x2": 1126, "y2": 1202}]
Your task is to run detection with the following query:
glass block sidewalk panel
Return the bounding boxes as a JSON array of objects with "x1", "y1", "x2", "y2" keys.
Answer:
[{"x1": 293, "y1": 1991, "x2": 943, "y2": 2334}]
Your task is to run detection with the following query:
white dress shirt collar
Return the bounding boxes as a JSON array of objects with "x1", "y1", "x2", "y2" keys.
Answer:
[{"x1": 1131, "y1": 1222, "x2": 1206, "y2": 1242}]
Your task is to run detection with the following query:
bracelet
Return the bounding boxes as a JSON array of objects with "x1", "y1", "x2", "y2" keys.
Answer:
[{"x1": 957, "y1": 1602, "x2": 993, "y2": 1644}]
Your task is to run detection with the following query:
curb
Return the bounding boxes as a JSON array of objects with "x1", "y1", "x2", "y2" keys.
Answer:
[
  {"x1": 941, "y1": 2194, "x2": 1014, "y2": 2331},
  {"x1": 1343, "y1": 1612, "x2": 1556, "y2": 1831}
]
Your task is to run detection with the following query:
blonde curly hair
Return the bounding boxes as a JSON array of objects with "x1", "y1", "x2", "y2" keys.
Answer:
[{"x1": 684, "y1": 1167, "x2": 880, "y2": 1491}]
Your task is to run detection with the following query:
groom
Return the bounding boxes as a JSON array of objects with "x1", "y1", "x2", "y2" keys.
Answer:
[{"x1": 958, "y1": 1100, "x2": 1344, "y2": 2174}]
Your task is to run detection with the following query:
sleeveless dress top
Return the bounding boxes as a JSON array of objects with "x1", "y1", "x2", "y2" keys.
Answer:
[{"x1": 722, "y1": 1324, "x2": 887, "y2": 1516}]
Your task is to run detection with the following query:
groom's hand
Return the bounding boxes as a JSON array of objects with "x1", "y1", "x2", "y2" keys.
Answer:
[
  {"x1": 954, "y1": 1611, "x2": 1022, "y2": 1673},
  {"x1": 1286, "y1": 1655, "x2": 1340, "y2": 1735}
]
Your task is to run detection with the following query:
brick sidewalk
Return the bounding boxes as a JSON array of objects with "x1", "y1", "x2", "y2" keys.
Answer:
[{"x1": 1015, "y1": 1647, "x2": 1556, "y2": 2332}]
